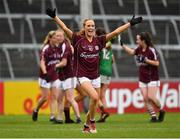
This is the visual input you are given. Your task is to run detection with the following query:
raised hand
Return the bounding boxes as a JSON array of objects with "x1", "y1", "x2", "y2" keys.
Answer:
[
  {"x1": 130, "y1": 15, "x2": 143, "y2": 26},
  {"x1": 46, "y1": 8, "x2": 56, "y2": 18}
]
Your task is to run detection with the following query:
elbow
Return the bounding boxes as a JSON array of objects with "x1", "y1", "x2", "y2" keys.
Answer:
[
  {"x1": 128, "y1": 50, "x2": 135, "y2": 56},
  {"x1": 148, "y1": 61, "x2": 159, "y2": 67},
  {"x1": 62, "y1": 61, "x2": 67, "y2": 67},
  {"x1": 114, "y1": 30, "x2": 118, "y2": 36},
  {"x1": 60, "y1": 26, "x2": 67, "y2": 33},
  {"x1": 154, "y1": 60, "x2": 159, "y2": 66},
  {"x1": 156, "y1": 61, "x2": 160, "y2": 67},
  {"x1": 61, "y1": 59, "x2": 67, "y2": 67},
  {"x1": 62, "y1": 63, "x2": 67, "y2": 67},
  {"x1": 129, "y1": 52, "x2": 135, "y2": 55},
  {"x1": 62, "y1": 26, "x2": 67, "y2": 31}
]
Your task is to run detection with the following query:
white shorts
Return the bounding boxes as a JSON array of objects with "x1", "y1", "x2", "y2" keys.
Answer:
[
  {"x1": 100, "y1": 75, "x2": 111, "y2": 84},
  {"x1": 38, "y1": 78, "x2": 60, "y2": 89},
  {"x1": 59, "y1": 77, "x2": 77, "y2": 90},
  {"x1": 77, "y1": 76, "x2": 100, "y2": 88},
  {"x1": 139, "y1": 80, "x2": 160, "y2": 88}
]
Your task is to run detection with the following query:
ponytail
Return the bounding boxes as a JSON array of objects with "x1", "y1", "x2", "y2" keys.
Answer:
[{"x1": 42, "y1": 30, "x2": 56, "y2": 49}]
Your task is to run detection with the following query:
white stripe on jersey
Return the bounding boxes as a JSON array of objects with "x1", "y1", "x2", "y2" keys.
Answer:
[
  {"x1": 61, "y1": 43, "x2": 66, "y2": 57},
  {"x1": 149, "y1": 47, "x2": 157, "y2": 60},
  {"x1": 42, "y1": 44, "x2": 49, "y2": 52}
]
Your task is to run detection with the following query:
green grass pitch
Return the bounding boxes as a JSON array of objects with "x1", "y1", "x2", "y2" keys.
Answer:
[{"x1": 0, "y1": 113, "x2": 180, "y2": 138}]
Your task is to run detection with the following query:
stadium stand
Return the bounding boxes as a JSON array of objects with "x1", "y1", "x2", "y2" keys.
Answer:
[
  {"x1": 0, "y1": 49, "x2": 10, "y2": 78},
  {"x1": 0, "y1": 0, "x2": 179, "y2": 80}
]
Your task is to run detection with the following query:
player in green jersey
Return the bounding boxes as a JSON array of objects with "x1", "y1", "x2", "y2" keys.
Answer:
[{"x1": 96, "y1": 27, "x2": 115, "y2": 122}]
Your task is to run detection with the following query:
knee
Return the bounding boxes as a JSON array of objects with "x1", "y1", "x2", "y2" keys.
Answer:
[
  {"x1": 148, "y1": 97, "x2": 153, "y2": 102},
  {"x1": 65, "y1": 96, "x2": 71, "y2": 103},
  {"x1": 40, "y1": 92, "x2": 49, "y2": 101},
  {"x1": 41, "y1": 94, "x2": 48, "y2": 101},
  {"x1": 142, "y1": 95, "x2": 148, "y2": 102},
  {"x1": 147, "y1": 94, "x2": 156, "y2": 102},
  {"x1": 41, "y1": 97, "x2": 48, "y2": 103},
  {"x1": 51, "y1": 93, "x2": 57, "y2": 99},
  {"x1": 57, "y1": 97, "x2": 63, "y2": 104},
  {"x1": 93, "y1": 94, "x2": 99, "y2": 101},
  {"x1": 98, "y1": 93, "x2": 102, "y2": 100},
  {"x1": 143, "y1": 98, "x2": 149, "y2": 103}
]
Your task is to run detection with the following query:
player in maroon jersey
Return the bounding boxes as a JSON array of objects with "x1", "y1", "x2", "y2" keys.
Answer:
[
  {"x1": 74, "y1": 28, "x2": 115, "y2": 123},
  {"x1": 32, "y1": 30, "x2": 61, "y2": 122},
  {"x1": 53, "y1": 29, "x2": 81, "y2": 124},
  {"x1": 46, "y1": 8, "x2": 142, "y2": 133},
  {"x1": 120, "y1": 32, "x2": 165, "y2": 122}
]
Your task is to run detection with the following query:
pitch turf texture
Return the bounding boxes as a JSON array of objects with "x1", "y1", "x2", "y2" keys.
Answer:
[{"x1": 0, "y1": 113, "x2": 180, "y2": 138}]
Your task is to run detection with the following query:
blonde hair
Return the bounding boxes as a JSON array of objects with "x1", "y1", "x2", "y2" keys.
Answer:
[
  {"x1": 77, "y1": 28, "x2": 85, "y2": 36},
  {"x1": 42, "y1": 30, "x2": 56, "y2": 48},
  {"x1": 83, "y1": 19, "x2": 93, "y2": 27},
  {"x1": 56, "y1": 28, "x2": 72, "y2": 47}
]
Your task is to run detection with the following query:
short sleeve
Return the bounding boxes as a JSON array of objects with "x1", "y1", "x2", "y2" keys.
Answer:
[
  {"x1": 97, "y1": 35, "x2": 106, "y2": 51},
  {"x1": 63, "y1": 46, "x2": 70, "y2": 59},
  {"x1": 72, "y1": 33, "x2": 82, "y2": 48},
  {"x1": 149, "y1": 47, "x2": 159, "y2": 60},
  {"x1": 61, "y1": 41, "x2": 72, "y2": 59},
  {"x1": 134, "y1": 46, "x2": 140, "y2": 55},
  {"x1": 41, "y1": 45, "x2": 49, "y2": 61}
]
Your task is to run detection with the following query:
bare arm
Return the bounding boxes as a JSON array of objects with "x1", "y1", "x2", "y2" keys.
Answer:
[
  {"x1": 54, "y1": 16, "x2": 73, "y2": 39},
  {"x1": 145, "y1": 59, "x2": 159, "y2": 66},
  {"x1": 46, "y1": 8, "x2": 73, "y2": 39},
  {"x1": 39, "y1": 53, "x2": 51, "y2": 82},
  {"x1": 55, "y1": 58, "x2": 67, "y2": 68},
  {"x1": 106, "y1": 23, "x2": 130, "y2": 41},
  {"x1": 106, "y1": 15, "x2": 143, "y2": 41},
  {"x1": 121, "y1": 44, "x2": 135, "y2": 55},
  {"x1": 40, "y1": 58, "x2": 47, "y2": 74}
]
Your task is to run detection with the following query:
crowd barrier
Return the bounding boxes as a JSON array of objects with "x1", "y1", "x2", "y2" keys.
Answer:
[{"x1": 0, "y1": 81, "x2": 179, "y2": 115}]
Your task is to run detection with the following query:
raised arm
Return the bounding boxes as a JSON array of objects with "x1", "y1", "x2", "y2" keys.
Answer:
[
  {"x1": 106, "y1": 23, "x2": 130, "y2": 41},
  {"x1": 106, "y1": 15, "x2": 143, "y2": 41},
  {"x1": 46, "y1": 8, "x2": 73, "y2": 39}
]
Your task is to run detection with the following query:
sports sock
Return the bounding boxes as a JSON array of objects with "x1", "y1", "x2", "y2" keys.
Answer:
[
  {"x1": 64, "y1": 107, "x2": 71, "y2": 120},
  {"x1": 99, "y1": 106, "x2": 106, "y2": 113},
  {"x1": 90, "y1": 119, "x2": 95, "y2": 124},
  {"x1": 34, "y1": 109, "x2": 38, "y2": 112},
  {"x1": 147, "y1": 103, "x2": 156, "y2": 117}
]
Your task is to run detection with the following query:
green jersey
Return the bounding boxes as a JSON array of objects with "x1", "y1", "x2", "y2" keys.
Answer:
[{"x1": 99, "y1": 44, "x2": 113, "y2": 76}]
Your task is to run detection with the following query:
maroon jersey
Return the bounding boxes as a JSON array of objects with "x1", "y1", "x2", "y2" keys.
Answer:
[
  {"x1": 135, "y1": 46, "x2": 159, "y2": 83},
  {"x1": 39, "y1": 44, "x2": 61, "y2": 81},
  {"x1": 72, "y1": 33, "x2": 106, "y2": 79},
  {"x1": 58, "y1": 40, "x2": 74, "y2": 80}
]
